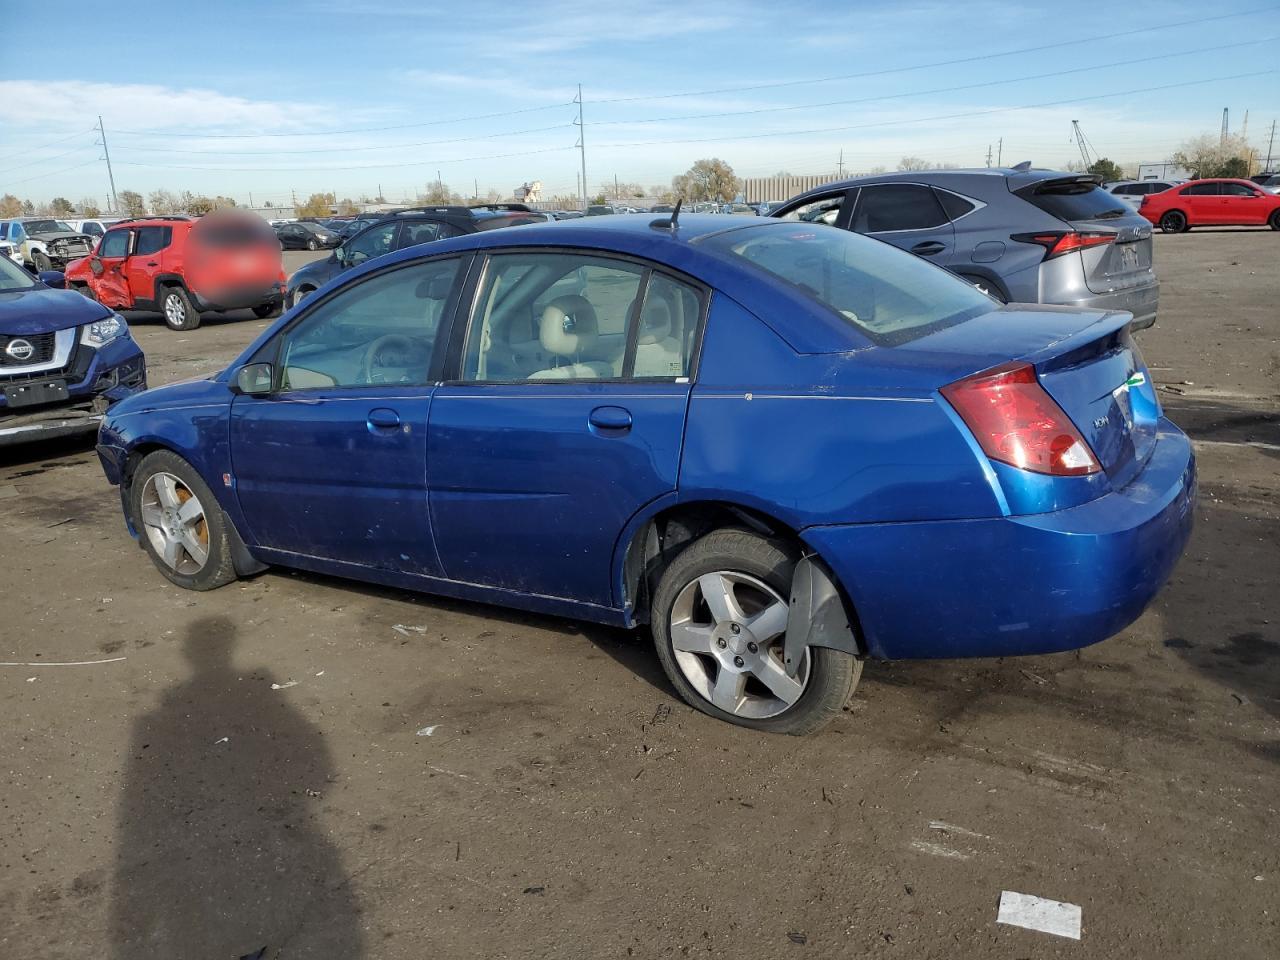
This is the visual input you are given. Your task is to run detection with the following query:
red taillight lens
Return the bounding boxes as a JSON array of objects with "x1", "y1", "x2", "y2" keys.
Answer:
[
  {"x1": 941, "y1": 361, "x2": 1100, "y2": 476},
  {"x1": 1012, "y1": 231, "x2": 1115, "y2": 260}
]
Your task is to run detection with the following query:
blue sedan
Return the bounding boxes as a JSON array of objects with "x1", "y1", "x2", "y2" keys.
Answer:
[{"x1": 95, "y1": 214, "x2": 1195, "y2": 734}]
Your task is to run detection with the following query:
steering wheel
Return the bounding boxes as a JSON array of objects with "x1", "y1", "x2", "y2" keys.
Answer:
[{"x1": 360, "y1": 334, "x2": 417, "y2": 383}]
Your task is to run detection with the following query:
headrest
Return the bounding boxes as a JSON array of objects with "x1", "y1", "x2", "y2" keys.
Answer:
[
  {"x1": 636, "y1": 296, "x2": 672, "y2": 345},
  {"x1": 540, "y1": 295, "x2": 598, "y2": 357}
]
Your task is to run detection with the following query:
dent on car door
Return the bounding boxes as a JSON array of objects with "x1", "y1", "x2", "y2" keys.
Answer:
[
  {"x1": 851, "y1": 183, "x2": 955, "y2": 261},
  {"x1": 427, "y1": 251, "x2": 705, "y2": 606},
  {"x1": 93, "y1": 228, "x2": 133, "y2": 305},
  {"x1": 228, "y1": 255, "x2": 467, "y2": 574}
]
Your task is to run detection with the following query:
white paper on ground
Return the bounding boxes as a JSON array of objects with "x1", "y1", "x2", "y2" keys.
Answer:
[{"x1": 997, "y1": 891, "x2": 1082, "y2": 940}]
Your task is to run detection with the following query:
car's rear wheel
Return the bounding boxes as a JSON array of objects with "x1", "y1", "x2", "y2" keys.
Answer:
[
  {"x1": 130, "y1": 451, "x2": 237, "y2": 591},
  {"x1": 1269, "y1": 209, "x2": 1280, "y2": 231},
  {"x1": 161, "y1": 285, "x2": 201, "y2": 331},
  {"x1": 651, "y1": 529, "x2": 861, "y2": 735},
  {"x1": 1159, "y1": 210, "x2": 1188, "y2": 234},
  {"x1": 31, "y1": 251, "x2": 53, "y2": 272},
  {"x1": 252, "y1": 302, "x2": 281, "y2": 319}
]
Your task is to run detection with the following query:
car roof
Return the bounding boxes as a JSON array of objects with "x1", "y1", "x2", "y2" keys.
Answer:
[{"x1": 782, "y1": 167, "x2": 1100, "y2": 204}]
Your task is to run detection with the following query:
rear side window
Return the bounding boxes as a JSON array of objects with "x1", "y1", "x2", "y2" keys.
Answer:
[
  {"x1": 100, "y1": 229, "x2": 129, "y2": 258},
  {"x1": 710, "y1": 224, "x2": 991, "y2": 346},
  {"x1": 1111, "y1": 184, "x2": 1137, "y2": 196},
  {"x1": 134, "y1": 226, "x2": 171, "y2": 256},
  {"x1": 778, "y1": 191, "x2": 848, "y2": 226},
  {"x1": 936, "y1": 189, "x2": 977, "y2": 220},
  {"x1": 1017, "y1": 179, "x2": 1127, "y2": 221},
  {"x1": 398, "y1": 221, "x2": 461, "y2": 247},
  {"x1": 852, "y1": 184, "x2": 948, "y2": 232},
  {"x1": 1181, "y1": 183, "x2": 1220, "y2": 196}
]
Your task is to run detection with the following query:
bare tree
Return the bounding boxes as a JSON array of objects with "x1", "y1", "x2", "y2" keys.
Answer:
[
  {"x1": 149, "y1": 189, "x2": 184, "y2": 214},
  {"x1": 1173, "y1": 133, "x2": 1253, "y2": 178},
  {"x1": 0, "y1": 194, "x2": 22, "y2": 217},
  {"x1": 77, "y1": 197, "x2": 101, "y2": 217},
  {"x1": 118, "y1": 191, "x2": 146, "y2": 217}
]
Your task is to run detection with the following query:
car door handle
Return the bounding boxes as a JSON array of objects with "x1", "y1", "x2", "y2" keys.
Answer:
[
  {"x1": 588, "y1": 405, "x2": 632, "y2": 432},
  {"x1": 145, "y1": 261, "x2": 158, "y2": 267},
  {"x1": 911, "y1": 241, "x2": 946, "y2": 255},
  {"x1": 367, "y1": 408, "x2": 401, "y2": 430}
]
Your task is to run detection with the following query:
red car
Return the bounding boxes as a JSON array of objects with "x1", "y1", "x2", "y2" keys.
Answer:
[
  {"x1": 65, "y1": 212, "x2": 286, "y2": 331},
  {"x1": 1139, "y1": 178, "x2": 1280, "y2": 234}
]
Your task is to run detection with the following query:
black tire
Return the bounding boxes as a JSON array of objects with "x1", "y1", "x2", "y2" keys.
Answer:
[
  {"x1": 129, "y1": 450, "x2": 238, "y2": 591},
  {"x1": 651, "y1": 529, "x2": 861, "y2": 735},
  {"x1": 1269, "y1": 209, "x2": 1280, "y2": 231},
  {"x1": 252, "y1": 302, "x2": 281, "y2": 319},
  {"x1": 31, "y1": 250, "x2": 53, "y2": 272},
  {"x1": 1159, "y1": 210, "x2": 1188, "y2": 234},
  {"x1": 307, "y1": 238, "x2": 319, "y2": 250},
  {"x1": 160, "y1": 285, "x2": 201, "y2": 331}
]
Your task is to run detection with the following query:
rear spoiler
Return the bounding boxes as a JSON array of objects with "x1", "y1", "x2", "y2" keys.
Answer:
[
  {"x1": 1021, "y1": 310, "x2": 1132, "y2": 373},
  {"x1": 1018, "y1": 174, "x2": 1105, "y2": 196}
]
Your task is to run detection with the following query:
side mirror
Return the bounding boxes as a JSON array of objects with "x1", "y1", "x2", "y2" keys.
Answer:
[
  {"x1": 334, "y1": 246, "x2": 346, "y2": 264},
  {"x1": 90, "y1": 258, "x2": 104, "y2": 276},
  {"x1": 38, "y1": 270, "x2": 66, "y2": 289},
  {"x1": 232, "y1": 362, "x2": 274, "y2": 396}
]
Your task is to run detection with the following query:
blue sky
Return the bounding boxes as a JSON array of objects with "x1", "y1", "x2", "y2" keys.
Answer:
[{"x1": 3, "y1": 0, "x2": 1277, "y2": 206}]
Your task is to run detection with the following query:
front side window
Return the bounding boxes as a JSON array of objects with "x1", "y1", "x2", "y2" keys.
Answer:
[
  {"x1": 852, "y1": 184, "x2": 948, "y2": 233},
  {"x1": 707, "y1": 223, "x2": 991, "y2": 346},
  {"x1": 778, "y1": 191, "x2": 847, "y2": 226},
  {"x1": 100, "y1": 229, "x2": 130, "y2": 258},
  {"x1": 344, "y1": 222, "x2": 397, "y2": 265},
  {"x1": 1182, "y1": 183, "x2": 1220, "y2": 196},
  {"x1": 461, "y1": 253, "x2": 700, "y2": 382},
  {"x1": 134, "y1": 226, "x2": 171, "y2": 256},
  {"x1": 277, "y1": 258, "x2": 461, "y2": 390}
]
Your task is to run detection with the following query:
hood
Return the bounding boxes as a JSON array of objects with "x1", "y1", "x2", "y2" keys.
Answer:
[
  {"x1": 28, "y1": 230, "x2": 93, "y2": 242},
  {"x1": 287, "y1": 254, "x2": 342, "y2": 290},
  {"x1": 105, "y1": 374, "x2": 228, "y2": 420},
  {"x1": 0, "y1": 285, "x2": 110, "y2": 335}
]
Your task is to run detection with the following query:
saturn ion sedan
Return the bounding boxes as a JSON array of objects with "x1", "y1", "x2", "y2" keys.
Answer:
[{"x1": 95, "y1": 215, "x2": 1195, "y2": 734}]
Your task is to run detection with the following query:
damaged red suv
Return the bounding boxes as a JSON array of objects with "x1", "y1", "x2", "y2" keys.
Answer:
[{"x1": 65, "y1": 212, "x2": 286, "y2": 331}]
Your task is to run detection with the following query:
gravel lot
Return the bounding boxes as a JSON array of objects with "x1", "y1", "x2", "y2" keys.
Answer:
[{"x1": 1, "y1": 235, "x2": 1276, "y2": 959}]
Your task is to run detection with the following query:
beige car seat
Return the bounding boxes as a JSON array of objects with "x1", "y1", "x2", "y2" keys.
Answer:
[
  {"x1": 528, "y1": 295, "x2": 615, "y2": 379},
  {"x1": 632, "y1": 293, "x2": 685, "y2": 377}
]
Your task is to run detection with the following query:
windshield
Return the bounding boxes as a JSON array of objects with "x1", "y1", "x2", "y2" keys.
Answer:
[
  {"x1": 23, "y1": 219, "x2": 71, "y2": 234},
  {"x1": 705, "y1": 223, "x2": 992, "y2": 346},
  {"x1": 0, "y1": 255, "x2": 39, "y2": 290}
]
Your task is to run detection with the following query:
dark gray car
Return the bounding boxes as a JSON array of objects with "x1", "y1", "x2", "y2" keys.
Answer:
[{"x1": 771, "y1": 168, "x2": 1159, "y2": 330}]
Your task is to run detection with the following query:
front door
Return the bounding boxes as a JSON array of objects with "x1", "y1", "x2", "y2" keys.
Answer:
[
  {"x1": 92, "y1": 227, "x2": 133, "y2": 306},
  {"x1": 851, "y1": 183, "x2": 956, "y2": 264},
  {"x1": 428, "y1": 252, "x2": 705, "y2": 607},
  {"x1": 229, "y1": 255, "x2": 465, "y2": 574},
  {"x1": 1220, "y1": 181, "x2": 1268, "y2": 224}
]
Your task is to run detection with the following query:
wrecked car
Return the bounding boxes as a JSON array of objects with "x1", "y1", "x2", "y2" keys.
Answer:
[
  {"x1": 0, "y1": 218, "x2": 96, "y2": 273},
  {"x1": 96, "y1": 214, "x2": 1194, "y2": 734}
]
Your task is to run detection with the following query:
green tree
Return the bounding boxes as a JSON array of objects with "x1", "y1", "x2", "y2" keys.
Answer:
[
  {"x1": 119, "y1": 190, "x2": 146, "y2": 217},
  {"x1": 50, "y1": 197, "x2": 74, "y2": 216},
  {"x1": 296, "y1": 192, "x2": 336, "y2": 218},
  {"x1": 1088, "y1": 157, "x2": 1124, "y2": 182},
  {"x1": 21, "y1": 199, "x2": 35, "y2": 215},
  {"x1": 672, "y1": 158, "x2": 740, "y2": 202},
  {"x1": 0, "y1": 194, "x2": 22, "y2": 217}
]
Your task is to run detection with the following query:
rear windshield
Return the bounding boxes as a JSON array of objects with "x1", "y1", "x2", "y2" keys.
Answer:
[
  {"x1": 192, "y1": 216, "x2": 278, "y2": 248},
  {"x1": 706, "y1": 224, "x2": 992, "y2": 346},
  {"x1": 1018, "y1": 180, "x2": 1128, "y2": 221}
]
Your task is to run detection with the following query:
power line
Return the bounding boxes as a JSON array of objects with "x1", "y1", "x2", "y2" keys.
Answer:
[
  {"x1": 3, "y1": 140, "x2": 99, "y2": 174},
  {"x1": 0, "y1": 127, "x2": 97, "y2": 165},
  {"x1": 6, "y1": 158, "x2": 103, "y2": 187},
  {"x1": 113, "y1": 144, "x2": 577, "y2": 174},
  {"x1": 592, "y1": 4, "x2": 1279, "y2": 103},
  {"x1": 592, "y1": 38, "x2": 1275, "y2": 127},
  {"x1": 591, "y1": 70, "x2": 1278, "y2": 150},
  {"x1": 111, "y1": 101, "x2": 576, "y2": 140}
]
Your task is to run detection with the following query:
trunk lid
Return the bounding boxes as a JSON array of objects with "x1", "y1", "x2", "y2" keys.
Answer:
[{"x1": 1014, "y1": 175, "x2": 1157, "y2": 295}]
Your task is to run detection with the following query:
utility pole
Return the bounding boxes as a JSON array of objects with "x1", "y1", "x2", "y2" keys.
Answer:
[
  {"x1": 985, "y1": 144, "x2": 992, "y2": 168},
  {"x1": 97, "y1": 115, "x2": 118, "y2": 213},
  {"x1": 997, "y1": 138, "x2": 1003, "y2": 167},
  {"x1": 614, "y1": 174, "x2": 619, "y2": 201},
  {"x1": 837, "y1": 149, "x2": 844, "y2": 177},
  {"x1": 574, "y1": 84, "x2": 587, "y2": 212},
  {"x1": 1265, "y1": 119, "x2": 1276, "y2": 173},
  {"x1": 1221, "y1": 108, "x2": 1229, "y2": 145}
]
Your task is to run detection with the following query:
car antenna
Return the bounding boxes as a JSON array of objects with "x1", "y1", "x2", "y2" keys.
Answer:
[{"x1": 650, "y1": 198, "x2": 682, "y2": 232}]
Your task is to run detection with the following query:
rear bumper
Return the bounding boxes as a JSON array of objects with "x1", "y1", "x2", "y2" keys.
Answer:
[
  {"x1": 802, "y1": 421, "x2": 1196, "y2": 660},
  {"x1": 192, "y1": 281, "x2": 285, "y2": 311},
  {"x1": 1049, "y1": 279, "x2": 1159, "y2": 331}
]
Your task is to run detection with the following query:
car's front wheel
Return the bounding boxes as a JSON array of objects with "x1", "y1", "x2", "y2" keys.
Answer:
[
  {"x1": 161, "y1": 286, "x2": 201, "y2": 331},
  {"x1": 1159, "y1": 210, "x2": 1188, "y2": 233},
  {"x1": 31, "y1": 250, "x2": 53, "y2": 272},
  {"x1": 130, "y1": 451, "x2": 237, "y2": 591},
  {"x1": 307, "y1": 238, "x2": 319, "y2": 250},
  {"x1": 651, "y1": 529, "x2": 861, "y2": 735},
  {"x1": 288, "y1": 286, "x2": 315, "y2": 310}
]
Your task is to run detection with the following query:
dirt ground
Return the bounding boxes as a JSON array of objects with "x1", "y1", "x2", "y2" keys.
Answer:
[{"x1": 1, "y1": 236, "x2": 1276, "y2": 959}]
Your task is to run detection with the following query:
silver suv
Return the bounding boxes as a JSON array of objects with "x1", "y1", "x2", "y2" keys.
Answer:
[
  {"x1": 771, "y1": 168, "x2": 1159, "y2": 330},
  {"x1": 1106, "y1": 180, "x2": 1183, "y2": 209}
]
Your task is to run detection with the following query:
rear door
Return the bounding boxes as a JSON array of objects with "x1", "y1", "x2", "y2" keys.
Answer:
[
  {"x1": 124, "y1": 225, "x2": 170, "y2": 306},
  {"x1": 849, "y1": 183, "x2": 955, "y2": 264},
  {"x1": 427, "y1": 250, "x2": 705, "y2": 607},
  {"x1": 1015, "y1": 176, "x2": 1153, "y2": 296},
  {"x1": 92, "y1": 227, "x2": 133, "y2": 306},
  {"x1": 1180, "y1": 182, "x2": 1222, "y2": 224}
]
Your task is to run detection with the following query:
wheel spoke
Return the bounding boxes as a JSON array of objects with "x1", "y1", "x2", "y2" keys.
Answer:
[
  {"x1": 698, "y1": 573, "x2": 744, "y2": 624},
  {"x1": 752, "y1": 654, "x2": 805, "y2": 706},
  {"x1": 180, "y1": 529, "x2": 208, "y2": 567},
  {"x1": 670, "y1": 619, "x2": 716, "y2": 655},
  {"x1": 154, "y1": 474, "x2": 180, "y2": 510},
  {"x1": 139, "y1": 501, "x2": 165, "y2": 530},
  {"x1": 746, "y1": 600, "x2": 789, "y2": 643},
  {"x1": 710, "y1": 667, "x2": 746, "y2": 713},
  {"x1": 177, "y1": 496, "x2": 204, "y2": 524},
  {"x1": 161, "y1": 535, "x2": 183, "y2": 569}
]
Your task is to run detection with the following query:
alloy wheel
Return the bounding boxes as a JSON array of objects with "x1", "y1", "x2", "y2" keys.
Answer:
[
  {"x1": 139, "y1": 472, "x2": 209, "y2": 574},
  {"x1": 668, "y1": 570, "x2": 810, "y2": 719},
  {"x1": 164, "y1": 293, "x2": 186, "y2": 326}
]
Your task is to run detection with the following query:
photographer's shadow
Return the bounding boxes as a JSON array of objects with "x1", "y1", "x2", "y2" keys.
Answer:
[{"x1": 110, "y1": 616, "x2": 362, "y2": 959}]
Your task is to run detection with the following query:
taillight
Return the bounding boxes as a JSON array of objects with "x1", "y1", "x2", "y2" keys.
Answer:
[
  {"x1": 1012, "y1": 231, "x2": 1115, "y2": 260},
  {"x1": 941, "y1": 361, "x2": 1100, "y2": 476}
]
